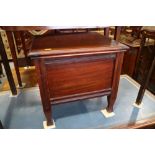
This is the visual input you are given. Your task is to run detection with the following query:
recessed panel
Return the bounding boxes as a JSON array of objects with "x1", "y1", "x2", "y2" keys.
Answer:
[{"x1": 45, "y1": 54, "x2": 115, "y2": 100}]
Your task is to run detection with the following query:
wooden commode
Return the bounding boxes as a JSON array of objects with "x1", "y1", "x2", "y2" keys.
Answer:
[{"x1": 28, "y1": 32, "x2": 129, "y2": 126}]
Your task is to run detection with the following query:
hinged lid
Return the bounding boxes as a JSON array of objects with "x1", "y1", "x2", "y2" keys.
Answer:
[{"x1": 29, "y1": 32, "x2": 129, "y2": 58}]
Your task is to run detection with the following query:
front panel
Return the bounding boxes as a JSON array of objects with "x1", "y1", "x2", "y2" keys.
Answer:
[{"x1": 44, "y1": 54, "x2": 116, "y2": 102}]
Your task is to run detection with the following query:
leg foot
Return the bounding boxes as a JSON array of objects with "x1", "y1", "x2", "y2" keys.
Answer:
[
  {"x1": 17, "y1": 83, "x2": 26, "y2": 89},
  {"x1": 101, "y1": 109, "x2": 115, "y2": 118},
  {"x1": 44, "y1": 109, "x2": 53, "y2": 126},
  {"x1": 43, "y1": 120, "x2": 55, "y2": 129},
  {"x1": 106, "y1": 95, "x2": 115, "y2": 113},
  {"x1": 133, "y1": 102, "x2": 143, "y2": 109},
  {"x1": 9, "y1": 90, "x2": 21, "y2": 98},
  {"x1": 101, "y1": 95, "x2": 116, "y2": 118}
]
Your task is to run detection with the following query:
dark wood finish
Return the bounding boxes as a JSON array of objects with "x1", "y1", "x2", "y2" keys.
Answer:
[
  {"x1": 13, "y1": 31, "x2": 22, "y2": 54},
  {"x1": 135, "y1": 28, "x2": 155, "y2": 105},
  {"x1": 136, "y1": 56, "x2": 155, "y2": 104},
  {"x1": 107, "y1": 52, "x2": 124, "y2": 112},
  {"x1": 35, "y1": 59, "x2": 53, "y2": 125},
  {"x1": 29, "y1": 32, "x2": 127, "y2": 57},
  {"x1": 133, "y1": 33, "x2": 147, "y2": 79},
  {"x1": 0, "y1": 26, "x2": 106, "y2": 31},
  {"x1": 0, "y1": 35, "x2": 17, "y2": 95},
  {"x1": 0, "y1": 120, "x2": 3, "y2": 129},
  {"x1": 114, "y1": 26, "x2": 122, "y2": 41},
  {"x1": 0, "y1": 62, "x2": 3, "y2": 77},
  {"x1": 104, "y1": 27, "x2": 109, "y2": 37},
  {"x1": 20, "y1": 31, "x2": 29, "y2": 66},
  {"x1": 1, "y1": 26, "x2": 121, "y2": 38},
  {"x1": 29, "y1": 32, "x2": 128, "y2": 125},
  {"x1": 119, "y1": 27, "x2": 154, "y2": 78},
  {"x1": 45, "y1": 54, "x2": 114, "y2": 103},
  {"x1": 133, "y1": 45, "x2": 155, "y2": 93},
  {"x1": 130, "y1": 26, "x2": 142, "y2": 38},
  {"x1": 119, "y1": 27, "x2": 144, "y2": 77},
  {"x1": 1, "y1": 26, "x2": 122, "y2": 96},
  {"x1": 6, "y1": 31, "x2": 23, "y2": 87},
  {"x1": 1, "y1": 26, "x2": 122, "y2": 64},
  {"x1": 122, "y1": 47, "x2": 139, "y2": 77},
  {"x1": 1, "y1": 26, "x2": 121, "y2": 39}
]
